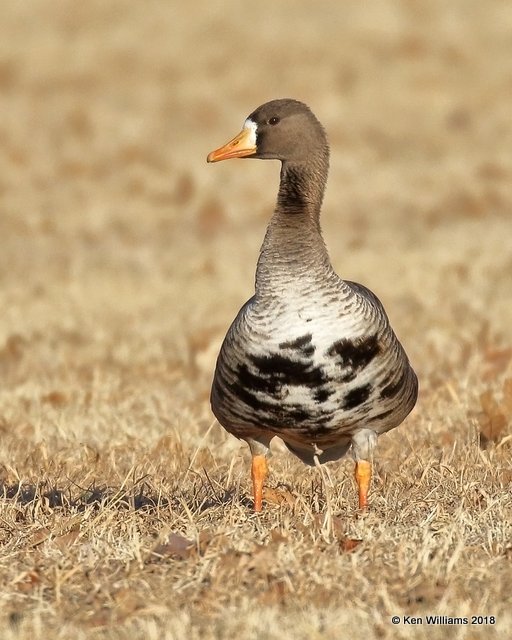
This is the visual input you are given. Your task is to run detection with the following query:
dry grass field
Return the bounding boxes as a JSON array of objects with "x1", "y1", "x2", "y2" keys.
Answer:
[{"x1": 1, "y1": 1, "x2": 511, "y2": 638}]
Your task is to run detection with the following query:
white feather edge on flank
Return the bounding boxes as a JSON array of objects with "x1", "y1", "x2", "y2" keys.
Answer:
[{"x1": 243, "y1": 119, "x2": 257, "y2": 146}]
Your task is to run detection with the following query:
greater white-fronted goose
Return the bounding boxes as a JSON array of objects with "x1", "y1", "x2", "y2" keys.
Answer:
[{"x1": 207, "y1": 99, "x2": 418, "y2": 512}]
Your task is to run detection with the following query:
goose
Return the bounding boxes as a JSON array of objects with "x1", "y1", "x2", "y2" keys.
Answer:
[{"x1": 207, "y1": 99, "x2": 418, "y2": 512}]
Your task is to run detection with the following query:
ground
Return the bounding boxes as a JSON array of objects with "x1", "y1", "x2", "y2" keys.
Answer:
[{"x1": 0, "y1": 1, "x2": 511, "y2": 638}]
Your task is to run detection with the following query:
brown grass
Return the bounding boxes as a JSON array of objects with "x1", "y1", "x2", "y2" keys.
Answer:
[{"x1": 1, "y1": 1, "x2": 511, "y2": 638}]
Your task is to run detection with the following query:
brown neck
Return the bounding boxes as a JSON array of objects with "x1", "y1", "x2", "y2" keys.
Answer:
[
  {"x1": 276, "y1": 157, "x2": 328, "y2": 218},
  {"x1": 255, "y1": 156, "x2": 335, "y2": 296}
]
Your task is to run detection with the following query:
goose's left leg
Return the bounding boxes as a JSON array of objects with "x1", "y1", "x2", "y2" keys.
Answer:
[
  {"x1": 246, "y1": 437, "x2": 272, "y2": 512},
  {"x1": 352, "y1": 429, "x2": 378, "y2": 509}
]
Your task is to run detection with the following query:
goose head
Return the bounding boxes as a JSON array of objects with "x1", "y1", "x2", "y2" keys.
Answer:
[{"x1": 207, "y1": 99, "x2": 328, "y2": 165}]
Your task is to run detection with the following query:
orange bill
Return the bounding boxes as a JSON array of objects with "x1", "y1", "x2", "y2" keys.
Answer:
[{"x1": 207, "y1": 124, "x2": 257, "y2": 163}]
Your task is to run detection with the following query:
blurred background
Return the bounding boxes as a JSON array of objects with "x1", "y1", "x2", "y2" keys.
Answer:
[
  {"x1": 0, "y1": 0, "x2": 511, "y2": 447},
  {"x1": 1, "y1": 4, "x2": 511, "y2": 634}
]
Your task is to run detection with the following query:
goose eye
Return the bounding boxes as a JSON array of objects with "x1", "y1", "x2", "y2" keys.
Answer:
[{"x1": 268, "y1": 116, "x2": 280, "y2": 126}]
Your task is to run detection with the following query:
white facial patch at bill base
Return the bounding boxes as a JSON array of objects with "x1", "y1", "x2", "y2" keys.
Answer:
[{"x1": 243, "y1": 119, "x2": 257, "y2": 146}]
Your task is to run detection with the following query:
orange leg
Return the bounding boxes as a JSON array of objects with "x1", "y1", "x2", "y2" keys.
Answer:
[
  {"x1": 251, "y1": 454, "x2": 268, "y2": 512},
  {"x1": 354, "y1": 459, "x2": 372, "y2": 509}
]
